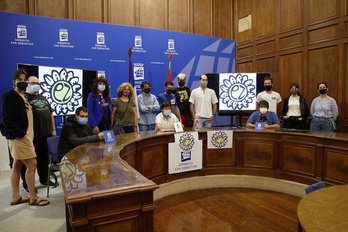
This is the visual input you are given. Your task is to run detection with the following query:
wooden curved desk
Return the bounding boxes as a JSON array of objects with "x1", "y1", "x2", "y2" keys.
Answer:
[
  {"x1": 60, "y1": 128, "x2": 348, "y2": 232},
  {"x1": 297, "y1": 185, "x2": 348, "y2": 231}
]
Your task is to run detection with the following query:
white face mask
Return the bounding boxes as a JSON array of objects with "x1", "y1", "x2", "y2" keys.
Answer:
[{"x1": 260, "y1": 108, "x2": 268, "y2": 115}]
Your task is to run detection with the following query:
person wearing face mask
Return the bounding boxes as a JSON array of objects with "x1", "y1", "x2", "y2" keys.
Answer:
[
  {"x1": 281, "y1": 83, "x2": 309, "y2": 129},
  {"x1": 310, "y1": 82, "x2": 339, "y2": 132},
  {"x1": 57, "y1": 107, "x2": 104, "y2": 155},
  {"x1": 1, "y1": 69, "x2": 50, "y2": 206},
  {"x1": 137, "y1": 81, "x2": 160, "y2": 131},
  {"x1": 155, "y1": 101, "x2": 179, "y2": 131},
  {"x1": 19, "y1": 76, "x2": 57, "y2": 192},
  {"x1": 110, "y1": 82, "x2": 138, "y2": 135},
  {"x1": 158, "y1": 81, "x2": 181, "y2": 122},
  {"x1": 246, "y1": 100, "x2": 280, "y2": 129},
  {"x1": 256, "y1": 77, "x2": 282, "y2": 114},
  {"x1": 87, "y1": 77, "x2": 112, "y2": 133},
  {"x1": 173, "y1": 73, "x2": 193, "y2": 128},
  {"x1": 189, "y1": 74, "x2": 218, "y2": 128}
]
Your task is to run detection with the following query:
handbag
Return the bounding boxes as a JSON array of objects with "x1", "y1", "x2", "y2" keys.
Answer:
[{"x1": 113, "y1": 99, "x2": 130, "y2": 135}]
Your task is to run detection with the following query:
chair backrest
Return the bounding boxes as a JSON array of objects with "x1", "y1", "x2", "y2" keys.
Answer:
[
  {"x1": 47, "y1": 136, "x2": 60, "y2": 155},
  {"x1": 305, "y1": 181, "x2": 325, "y2": 195}
]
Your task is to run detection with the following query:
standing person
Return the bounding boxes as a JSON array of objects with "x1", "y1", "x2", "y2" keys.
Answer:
[
  {"x1": 20, "y1": 76, "x2": 57, "y2": 193},
  {"x1": 246, "y1": 100, "x2": 280, "y2": 129},
  {"x1": 173, "y1": 73, "x2": 192, "y2": 128},
  {"x1": 281, "y1": 83, "x2": 309, "y2": 129},
  {"x1": 256, "y1": 76, "x2": 282, "y2": 113},
  {"x1": 137, "y1": 81, "x2": 160, "y2": 131},
  {"x1": 58, "y1": 107, "x2": 104, "y2": 155},
  {"x1": 310, "y1": 82, "x2": 339, "y2": 132},
  {"x1": 189, "y1": 74, "x2": 218, "y2": 129},
  {"x1": 110, "y1": 83, "x2": 138, "y2": 135},
  {"x1": 87, "y1": 77, "x2": 112, "y2": 132},
  {"x1": 1, "y1": 69, "x2": 49, "y2": 206},
  {"x1": 158, "y1": 81, "x2": 181, "y2": 122}
]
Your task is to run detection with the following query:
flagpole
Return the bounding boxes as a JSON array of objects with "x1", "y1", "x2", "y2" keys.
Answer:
[
  {"x1": 167, "y1": 53, "x2": 172, "y2": 81},
  {"x1": 128, "y1": 47, "x2": 132, "y2": 83}
]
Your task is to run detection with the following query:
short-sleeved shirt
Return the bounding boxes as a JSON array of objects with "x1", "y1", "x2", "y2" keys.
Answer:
[
  {"x1": 25, "y1": 92, "x2": 53, "y2": 137},
  {"x1": 112, "y1": 98, "x2": 136, "y2": 123},
  {"x1": 246, "y1": 111, "x2": 280, "y2": 126},
  {"x1": 189, "y1": 87, "x2": 218, "y2": 118},
  {"x1": 158, "y1": 93, "x2": 180, "y2": 120},
  {"x1": 173, "y1": 86, "x2": 191, "y2": 116},
  {"x1": 155, "y1": 112, "x2": 179, "y2": 127},
  {"x1": 256, "y1": 91, "x2": 282, "y2": 113}
]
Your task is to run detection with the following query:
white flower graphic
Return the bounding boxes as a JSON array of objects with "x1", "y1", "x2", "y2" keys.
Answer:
[
  {"x1": 40, "y1": 68, "x2": 82, "y2": 115},
  {"x1": 220, "y1": 73, "x2": 256, "y2": 110}
]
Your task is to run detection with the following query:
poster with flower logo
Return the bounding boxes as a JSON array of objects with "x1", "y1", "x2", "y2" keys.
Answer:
[{"x1": 39, "y1": 66, "x2": 83, "y2": 116}]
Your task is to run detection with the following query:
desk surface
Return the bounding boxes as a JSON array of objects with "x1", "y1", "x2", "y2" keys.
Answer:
[{"x1": 297, "y1": 185, "x2": 348, "y2": 232}]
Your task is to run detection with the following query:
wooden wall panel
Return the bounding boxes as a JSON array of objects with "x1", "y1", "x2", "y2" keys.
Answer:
[
  {"x1": 243, "y1": 142, "x2": 273, "y2": 168},
  {"x1": 109, "y1": 0, "x2": 136, "y2": 26},
  {"x1": 236, "y1": 0, "x2": 253, "y2": 43},
  {"x1": 308, "y1": 0, "x2": 339, "y2": 24},
  {"x1": 308, "y1": 46, "x2": 338, "y2": 105},
  {"x1": 139, "y1": 0, "x2": 164, "y2": 29},
  {"x1": 283, "y1": 145, "x2": 315, "y2": 175},
  {"x1": 279, "y1": 33, "x2": 303, "y2": 50},
  {"x1": 279, "y1": 52, "x2": 303, "y2": 98},
  {"x1": 308, "y1": 24, "x2": 338, "y2": 45},
  {"x1": 326, "y1": 151, "x2": 348, "y2": 183},
  {"x1": 237, "y1": 45, "x2": 253, "y2": 58},
  {"x1": 193, "y1": 0, "x2": 212, "y2": 36},
  {"x1": 168, "y1": 0, "x2": 189, "y2": 33},
  {"x1": 280, "y1": 0, "x2": 302, "y2": 32},
  {"x1": 35, "y1": 0, "x2": 68, "y2": 18},
  {"x1": 0, "y1": 0, "x2": 29, "y2": 14},
  {"x1": 256, "y1": 40, "x2": 275, "y2": 55},
  {"x1": 256, "y1": 0, "x2": 276, "y2": 38},
  {"x1": 214, "y1": 0, "x2": 232, "y2": 39},
  {"x1": 75, "y1": 0, "x2": 104, "y2": 23},
  {"x1": 141, "y1": 147, "x2": 165, "y2": 178},
  {"x1": 256, "y1": 56, "x2": 276, "y2": 74},
  {"x1": 344, "y1": 43, "x2": 348, "y2": 119},
  {"x1": 236, "y1": 61, "x2": 253, "y2": 72}
]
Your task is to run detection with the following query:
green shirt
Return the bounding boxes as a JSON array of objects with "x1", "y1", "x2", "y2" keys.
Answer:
[{"x1": 112, "y1": 98, "x2": 136, "y2": 123}]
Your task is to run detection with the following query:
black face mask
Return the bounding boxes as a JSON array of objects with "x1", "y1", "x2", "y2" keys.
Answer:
[
  {"x1": 264, "y1": 85, "x2": 272, "y2": 91},
  {"x1": 144, "y1": 88, "x2": 150, "y2": 94},
  {"x1": 319, "y1": 88, "x2": 327, "y2": 94},
  {"x1": 166, "y1": 89, "x2": 174, "y2": 95},
  {"x1": 17, "y1": 82, "x2": 28, "y2": 90},
  {"x1": 178, "y1": 81, "x2": 185, "y2": 87}
]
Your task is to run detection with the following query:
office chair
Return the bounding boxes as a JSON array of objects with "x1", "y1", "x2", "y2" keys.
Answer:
[
  {"x1": 298, "y1": 181, "x2": 326, "y2": 232},
  {"x1": 46, "y1": 136, "x2": 64, "y2": 197}
]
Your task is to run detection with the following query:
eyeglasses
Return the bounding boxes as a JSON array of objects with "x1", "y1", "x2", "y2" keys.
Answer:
[{"x1": 29, "y1": 82, "x2": 40, "y2": 85}]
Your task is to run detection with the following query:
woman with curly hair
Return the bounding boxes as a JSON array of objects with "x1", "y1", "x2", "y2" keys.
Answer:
[
  {"x1": 110, "y1": 82, "x2": 138, "y2": 134},
  {"x1": 87, "y1": 77, "x2": 112, "y2": 132}
]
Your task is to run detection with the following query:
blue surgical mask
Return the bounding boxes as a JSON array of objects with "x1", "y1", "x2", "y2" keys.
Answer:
[
  {"x1": 78, "y1": 117, "x2": 88, "y2": 125},
  {"x1": 30, "y1": 85, "x2": 40, "y2": 94},
  {"x1": 98, "y1": 85, "x2": 106, "y2": 92},
  {"x1": 163, "y1": 110, "x2": 171, "y2": 116}
]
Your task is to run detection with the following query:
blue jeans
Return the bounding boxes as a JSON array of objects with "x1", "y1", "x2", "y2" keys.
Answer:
[
  {"x1": 310, "y1": 117, "x2": 335, "y2": 132},
  {"x1": 197, "y1": 117, "x2": 212, "y2": 129},
  {"x1": 139, "y1": 124, "x2": 156, "y2": 131}
]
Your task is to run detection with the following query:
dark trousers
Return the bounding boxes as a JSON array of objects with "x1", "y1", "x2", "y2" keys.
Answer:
[
  {"x1": 21, "y1": 135, "x2": 50, "y2": 187},
  {"x1": 98, "y1": 120, "x2": 111, "y2": 132},
  {"x1": 283, "y1": 117, "x2": 306, "y2": 129}
]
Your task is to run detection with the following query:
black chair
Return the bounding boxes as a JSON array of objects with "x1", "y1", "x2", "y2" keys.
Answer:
[
  {"x1": 46, "y1": 136, "x2": 64, "y2": 197},
  {"x1": 298, "y1": 181, "x2": 326, "y2": 232}
]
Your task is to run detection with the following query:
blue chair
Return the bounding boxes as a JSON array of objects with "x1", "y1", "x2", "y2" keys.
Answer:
[
  {"x1": 299, "y1": 181, "x2": 326, "y2": 232},
  {"x1": 46, "y1": 136, "x2": 64, "y2": 197}
]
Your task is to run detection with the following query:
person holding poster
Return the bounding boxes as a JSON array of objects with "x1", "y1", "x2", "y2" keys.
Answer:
[
  {"x1": 174, "y1": 73, "x2": 193, "y2": 128},
  {"x1": 155, "y1": 101, "x2": 179, "y2": 131},
  {"x1": 246, "y1": 100, "x2": 280, "y2": 129},
  {"x1": 1, "y1": 69, "x2": 49, "y2": 206},
  {"x1": 110, "y1": 83, "x2": 138, "y2": 134},
  {"x1": 87, "y1": 77, "x2": 112, "y2": 132},
  {"x1": 189, "y1": 74, "x2": 218, "y2": 128}
]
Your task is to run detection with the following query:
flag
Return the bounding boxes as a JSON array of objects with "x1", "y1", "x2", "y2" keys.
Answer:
[
  {"x1": 128, "y1": 47, "x2": 140, "y2": 120},
  {"x1": 167, "y1": 53, "x2": 172, "y2": 81}
]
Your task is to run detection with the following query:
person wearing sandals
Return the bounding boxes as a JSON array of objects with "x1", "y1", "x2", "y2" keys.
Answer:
[
  {"x1": 1, "y1": 69, "x2": 49, "y2": 206},
  {"x1": 310, "y1": 82, "x2": 339, "y2": 132},
  {"x1": 110, "y1": 83, "x2": 138, "y2": 135},
  {"x1": 87, "y1": 76, "x2": 112, "y2": 132}
]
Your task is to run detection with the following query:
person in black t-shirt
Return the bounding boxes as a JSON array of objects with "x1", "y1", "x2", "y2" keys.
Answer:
[{"x1": 173, "y1": 73, "x2": 193, "y2": 127}]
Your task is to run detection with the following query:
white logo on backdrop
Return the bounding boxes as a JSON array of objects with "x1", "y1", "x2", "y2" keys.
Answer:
[
  {"x1": 168, "y1": 39, "x2": 174, "y2": 50},
  {"x1": 133, "y1": 63, "x2": 144, "y2": 81},
  {"x1": 17, "y1": 25, "x2": 27, "y2": 39},
  {"x1": 135, "y1": 36, "x2": 142, "y2": 47},
  {"x1": 59, "y1": 29, "x2": 68, "y2": 42},
  {"x1": 97, "y1": 32, "x2": 105, "y2": 44}
]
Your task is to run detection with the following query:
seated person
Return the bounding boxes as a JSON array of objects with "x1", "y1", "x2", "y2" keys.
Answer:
[
  {"x1": 246, "y1": 100, "x2": 280, "y2": 129},
  {"x1": 58, "y1": 106, "x2": 104, "y2": 154},
  {"x1": 155, "y1": 101, "x2": 179, "y2": 131}
]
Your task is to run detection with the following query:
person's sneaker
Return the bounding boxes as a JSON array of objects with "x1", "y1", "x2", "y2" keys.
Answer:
[{"x1": 41, "y1": 180, "x2": 58, "y2": 188}]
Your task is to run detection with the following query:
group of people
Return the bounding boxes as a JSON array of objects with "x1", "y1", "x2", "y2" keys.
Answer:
[
  {"x1": 0, "y1": 69, "x2": 339, "y2": 208},
  {"x1": 246, "y1": 77, "x2": 339, "y2": 132}
]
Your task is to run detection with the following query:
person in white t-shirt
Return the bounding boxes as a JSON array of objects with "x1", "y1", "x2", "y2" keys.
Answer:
[
  {"x1": 256, "y1": 76, "x2": 281, "y2": 113},
  {"x1": 155, "y1": 101, "x2": 179, "y2": 131},
  {"x1": 189, "y1": 74, "x2": 218, "y2": 128}
]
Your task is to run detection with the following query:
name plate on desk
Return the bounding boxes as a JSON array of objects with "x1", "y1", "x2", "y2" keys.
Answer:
[
  {"x1": 255, "y1": 122, "x2": 264, "y2": 131},
  {"x1": 168, "y1": 132, "x2": 202, "y2": 174},
  {"x1": 103, "y1": 130, "x2": 116, "y2": 143}
]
